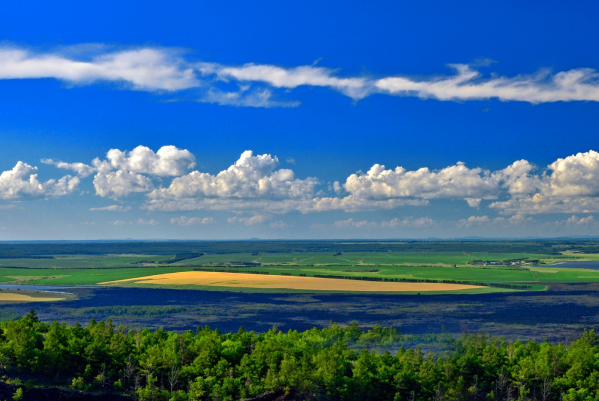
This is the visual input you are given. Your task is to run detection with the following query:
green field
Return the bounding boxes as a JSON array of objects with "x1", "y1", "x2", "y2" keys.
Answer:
[
  {"x1": 0, "y1": 249, "x2": 597, "y2": 292},
  {"x1": 179, "y1": 251, "x2": 579, "y2": 267},
  {"x1": 0, "y1": 249, "x2": 595, "y2": 271},
  {"x1": 0, "y1": 266, "x2": 196, "y2": 285},
  {"x1": 0, "y1": 259, "x2": 596, "y2": 288},
  {"x1": 0, "y1": 254, "x2": 174, "y2": 269}
]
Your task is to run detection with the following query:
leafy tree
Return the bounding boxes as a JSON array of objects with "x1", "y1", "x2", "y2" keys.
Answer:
[{"x1": 4, "y1": 312, "x2": 599, "y2": 401}]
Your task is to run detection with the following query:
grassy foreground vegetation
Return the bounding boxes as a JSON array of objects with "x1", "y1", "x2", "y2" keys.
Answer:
[{"x1": 2, "y1": 311, "x2": 599, "y2": 401}]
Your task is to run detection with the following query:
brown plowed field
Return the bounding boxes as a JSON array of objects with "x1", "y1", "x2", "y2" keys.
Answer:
[{"x1": 102, "y1": 271, "x2": 485, "y2": 292}]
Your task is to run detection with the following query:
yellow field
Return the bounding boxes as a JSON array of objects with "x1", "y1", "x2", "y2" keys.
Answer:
[
  {"x1": 0, "y1": 293, "x2": 65, "y2": 303},
  {"x1": 102, "y1": 271, "x2": 485, "y2": 292}
]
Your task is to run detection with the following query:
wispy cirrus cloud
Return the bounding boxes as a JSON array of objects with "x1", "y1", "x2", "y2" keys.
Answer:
[
  {"x1": 198, "y1": 62, "x2": 371, "y2": 99},
  {"x1": 41, "y1": 159, "x2": 96, "y2": 177},
  {"x1": 89, "y1": 205, "x2": 131, "y2": 212},
  {"x1": 170, "y1": 216, "x2": 213, "y2": 225},
  {"x1": 2, "y1": 44, "x2": 599, "y2": 107},
  {"x1": 375, "y1": 64, "x2": 599, "y2": 103},
  {"x1": 334, "y1": 218, "x2": 378, "y2": 228},
  {"x1": 137, "y1": 218, "x2": 158, "y2": 225},
  {"x1": 196, "y1": 86, "x2": 300, "y2": 108},
  {"x1": 0, "y1": 46, "x2": 197, "y2": 91},
  {"x1": 334, "y1": 217, "x2": 434, "y2": 229},
  {"x1": 228, "y1": 214, "x2": 269, "y2": 225}
]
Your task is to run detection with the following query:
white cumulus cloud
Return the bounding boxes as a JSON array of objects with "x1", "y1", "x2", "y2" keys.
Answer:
[
  {"x1": 565, "y1": 215, "x2": 595, "y2": 225},
  {"x1": 104, "y1": 145, "x2": 196, "y2": 177},
  {"x1": 323, "y1": 149, "x2": 599, "y2": 216},
  {"x1": 28, "y1": 145, "x2": 599, "y2": 220},
  {"x1": 46, "y1": 145, "x2": 195, "y2": 199},
  {"x1": 93, "y1": 171, "x2": 153, "y2": 198},
  {"x1": 146, "y1": 150, "x2": 318, "y2": 212},
  {"x1": 457, "y1": 215, "x2": 491, "y2": 227},
  {"x1": 491, "y1": 150, "x2": 599, "y2": 214},
  {"x1": 0, "y1": 161, "x2": 79, "y2": 200},
  {"x1": 340, "y1": 162, "x2": 498, "y2": 206}
]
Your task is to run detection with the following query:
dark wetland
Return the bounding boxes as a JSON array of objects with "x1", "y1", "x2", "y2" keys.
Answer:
[{"x1": 1, "y1": 282, "x2": 598, "y2": 345}]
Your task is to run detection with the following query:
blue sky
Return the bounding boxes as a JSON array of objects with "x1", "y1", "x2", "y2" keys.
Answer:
[{"x1": 0, "y1": 0, "x2": 598, "y2": 239}]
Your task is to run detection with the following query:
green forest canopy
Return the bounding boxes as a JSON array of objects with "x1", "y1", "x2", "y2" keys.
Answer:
[{"x1": 1, "y1": 311, "x2": 599, "y2": 401}]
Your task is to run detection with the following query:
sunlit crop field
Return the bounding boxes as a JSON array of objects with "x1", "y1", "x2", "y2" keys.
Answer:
[
  {"x1": 0, "y1": 292, "x2": 65, "y2": 303},
  {"x1": 102, "y1": 271, "x2": 486, "y2": 292}
]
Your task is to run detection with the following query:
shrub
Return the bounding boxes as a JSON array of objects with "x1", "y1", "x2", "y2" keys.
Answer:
[{"x1": 71, "y1": 377, "x2": 86, "y2": 391}]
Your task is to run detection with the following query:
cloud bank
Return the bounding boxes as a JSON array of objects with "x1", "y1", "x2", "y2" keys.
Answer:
[
  {"x1": 6, "y1": 145, "x2": 599, "y2": 224},
  {"x1": 1, "y1": 44, "x2": 599, "y2": 106}
]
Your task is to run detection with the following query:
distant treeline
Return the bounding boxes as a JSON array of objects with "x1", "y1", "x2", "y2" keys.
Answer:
[
  {"x1": 2, "y1": 240, "x2": 599, "y2": 258},
  {"x1": 0, "y1": 255, "x2": 54, "y2": 259},
  {"x1": 313, "y1": 274, "x2": 534, "y2": 290},
  {"x1": 165, "y1": 253, "x2": 204, "y2": 264},
  {"x1": 184, "y1": 262, "x2": 262, "y2": 268},
  {"x1": 469, "y1": 258, "x2": 541, "y2": 266},
  {"x1": 0, "y1": 311, "x2": 598, "y2": 401},
  {"x1": 192, "y1": 268, "x2": 270, "y2": 275}
]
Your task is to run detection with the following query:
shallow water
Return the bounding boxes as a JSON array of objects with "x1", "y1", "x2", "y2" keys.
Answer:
[
  {"x1": 0, "y1": 284, "x2": 95, "y2": 294},
  {"x1": 550, "y1": 261, "x2": 599, "y2": 270}
]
